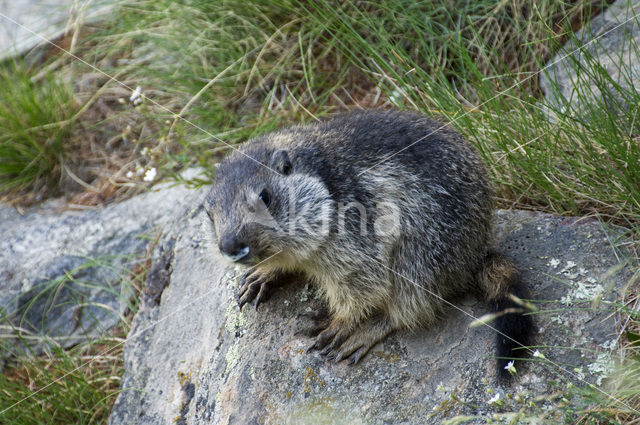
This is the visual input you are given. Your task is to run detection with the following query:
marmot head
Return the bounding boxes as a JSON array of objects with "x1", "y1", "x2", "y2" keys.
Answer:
[{"x1": 205, "y1": 140, "x2": 334, "y2": 268}]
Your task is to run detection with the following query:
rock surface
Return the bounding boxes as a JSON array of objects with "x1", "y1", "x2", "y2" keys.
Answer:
[
  {"x1": 0, "y1": 0, "x2": 116, "y2": 61},
  {"x1": 539, "y1": 0, "x2": 640, "y2": 121},
  {"x1": 0, "y1": 182, "x2": 199, "y2": 357},
  {"x1": 109, "y1": 203, "x2": 633, "y2": 425}
]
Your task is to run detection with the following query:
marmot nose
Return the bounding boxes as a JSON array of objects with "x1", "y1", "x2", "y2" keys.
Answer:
[{"x1": 219, "y1": 235, "x2": 250, "y2": 262}]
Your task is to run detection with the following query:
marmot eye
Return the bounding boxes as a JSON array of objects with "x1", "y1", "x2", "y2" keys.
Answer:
[{"x1": 258, "y1": 189, "x2": 271, "y2": 207}]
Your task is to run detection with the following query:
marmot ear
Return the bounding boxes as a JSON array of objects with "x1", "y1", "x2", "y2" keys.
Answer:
[{"x1": 271, "y1": 150, "x2": 292, "y2": 175}]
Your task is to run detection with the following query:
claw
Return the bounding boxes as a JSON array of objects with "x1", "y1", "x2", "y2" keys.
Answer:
[
  {"x1": 313, "y1": 328, "x2": 338, "y2": 351},
  {"x1": 238, "y1": 284, "x2": 258, "y2": 309},
  {"x1": 334, "y1": 351, "x2": 347, "y2": 362},
  {"x1": 307, "y1": 341, "x2": 321, "y2": 353},
  {"x1": 349, "y1": 346, "x2": 368, "y2": 365},
  {"x1": 320, "y1": 346, "x2": 332, "y2": 357},
  {"x1": 237, "y1": 269, "x2": 257, "y2": 302},
  {"x1": 320, "y1": 332, "x2": 348, "y2": 358},
  {"x1": 236, "y1": 268, "x2": 278, "y2": 310},
  {"x1": 306, "y1": 318, "x2": 352, "y2": 357},
  {"x1": 334, "y1": 344, "x2": 360, "y2": 363},
  {"x1": 316, "y1": 317, "x2": 393, "y2": 364},
  {"x1": 254, "y1": 281, "x2": 269, "y2": 309}
]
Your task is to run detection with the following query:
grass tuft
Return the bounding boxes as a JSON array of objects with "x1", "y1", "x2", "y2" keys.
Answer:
[
  {"x1": 0, "y1": 334, "x2": 125, "y2": 425},
  {"x1": 0, "y1": 61, "x2": 79, "y2": 197}
]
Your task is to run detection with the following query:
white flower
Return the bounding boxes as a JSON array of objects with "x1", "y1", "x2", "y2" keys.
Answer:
[
  {"x1": 143, "y1": 167, "x2": 157, "y2": 182},
  {"x1": 488, "y1": 393, "x2": 501, "y2": 404},
  {"x1": 549, "y1": 258, "x2": 560, "y2": 268},
  {"x1": 532, "y1": 350, "x2": 545, "y2": 359},
  {"x1": 504, "y1": 361, "x2": 517, "y2": 375},
  {"x1": 130, "y1": 86, "x2": 143, "y2": 105},
  {"x1": 126, "y1": 171, "x2": 133, "y2": 179}
]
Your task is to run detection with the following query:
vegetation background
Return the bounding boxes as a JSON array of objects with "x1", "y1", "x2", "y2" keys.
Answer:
[{"x1": 0, "y1": 0, "x2": 638, "y2": 423}]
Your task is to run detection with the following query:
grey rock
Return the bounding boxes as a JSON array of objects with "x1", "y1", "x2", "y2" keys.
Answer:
[
  {"x1": 0, "y1": 0, "x2": 116, "y2": 61},
  {"x1": 109, "y1": 207, "x2": 634, "y2": 425},
  {"x1": 0, "y1": 181, "x2": 202, "y2": 357},
  {"x1": 539, "y1": 0, "x2": 640, "y2": 124}
]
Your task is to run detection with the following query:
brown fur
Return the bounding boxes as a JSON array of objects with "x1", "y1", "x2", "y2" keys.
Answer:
[{"x1": 204, "y1": 110, "x2": 535, "y2": 377}]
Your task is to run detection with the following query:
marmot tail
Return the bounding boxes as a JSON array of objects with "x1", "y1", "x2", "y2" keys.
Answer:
[{"x1": 477, "y1": 251, "x2": 535, "y2": 380}]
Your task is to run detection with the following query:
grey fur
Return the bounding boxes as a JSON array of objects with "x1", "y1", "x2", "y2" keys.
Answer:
[{"x1": 204, "y1": 110, "x2": 532, "y2": 373}]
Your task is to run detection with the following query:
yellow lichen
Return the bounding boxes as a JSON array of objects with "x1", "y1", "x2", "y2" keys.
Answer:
[
  {"x1": 177, "y1": 370, "x2": 192, "y2": 387},
  {"x1": 303, "y1": 366, "x2": 326, "y2": 392}
]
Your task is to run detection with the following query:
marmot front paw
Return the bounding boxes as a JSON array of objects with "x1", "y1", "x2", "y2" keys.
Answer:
[{"x1": 237, "y1": 268, "x2": 278, "y2": 309}]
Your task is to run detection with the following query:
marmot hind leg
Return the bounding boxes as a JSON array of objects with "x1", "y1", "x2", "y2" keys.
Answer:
[{"x1": 307, "y1": 315, "x2": 394, "y2": 364}]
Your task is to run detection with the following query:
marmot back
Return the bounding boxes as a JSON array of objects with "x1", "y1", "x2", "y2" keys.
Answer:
[{"x1": 204, "y1": 109, "x2": 535, "y2": 381}]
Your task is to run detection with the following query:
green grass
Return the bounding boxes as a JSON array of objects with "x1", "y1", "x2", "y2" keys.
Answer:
[
  {"x1": 298, "y1": 0, "x2": 639, "y2": 223},
  {"x1": 90, "y1": 0, "x2": 355, "y2": 181},
  {"x1": 0, "y1": 61, "x2": 80, "y2": 197},
  {"x1": 57, "y1": 0, "x2": 635, "y2": 223},
  {"x1": 0, "y1": 254, "x2": 149, "y2": 425},
  {"x1": 0, "y1": 335, "x2": 125, "y2": 425},
  {"x1": 3, "y1": 0, "x2": 637, "y2": 226},
  {"x1": 566, "y1": 360, "x2": 640, "y2": 424}
]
